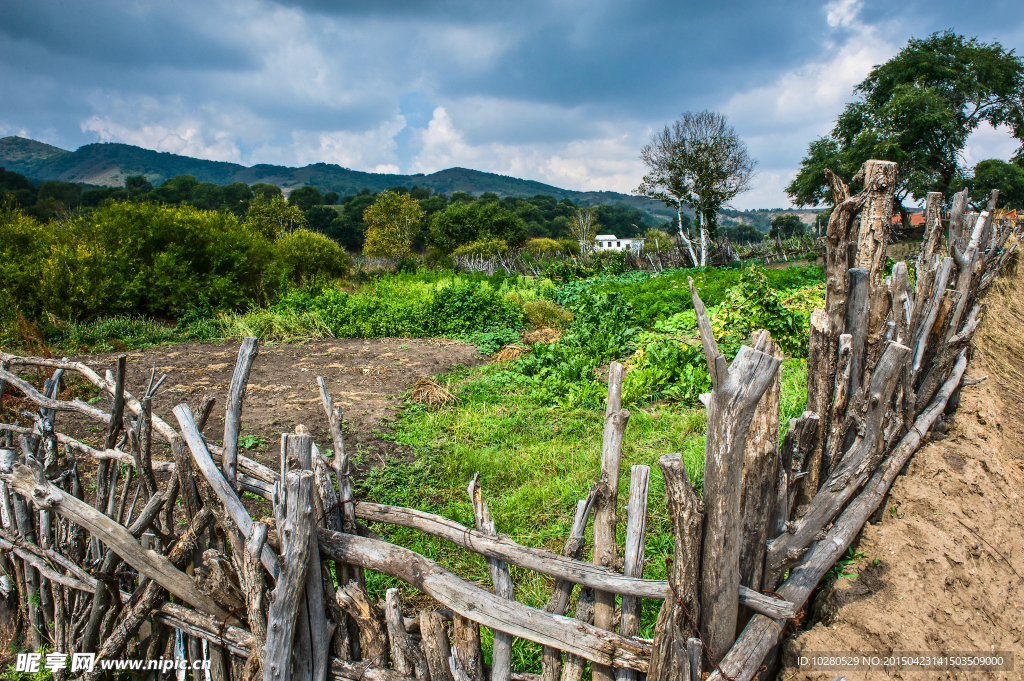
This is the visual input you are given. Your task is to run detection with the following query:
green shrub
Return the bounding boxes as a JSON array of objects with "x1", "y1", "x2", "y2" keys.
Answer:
[
  {"x1": 452, "y1": 238, "x2": 510, "y2": 259},
  {"x1": 0, "y1": 201, "x2": 272, "y2": 322},
  {"x1": 274, "y1": 229, "x2": 352, "y2": 287},
  {"x1": 710, "y1": 266, "x2": 811, "y2": 357},
  {"x1": 623, "y1": 338, "x2": 711, "y2": 407},
  {"x1": 426, "y1": 281, "x2": 522, "y2": 336}
]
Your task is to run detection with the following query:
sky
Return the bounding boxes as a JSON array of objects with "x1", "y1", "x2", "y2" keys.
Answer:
[{"x1": 1, "y1": 0, "x2": 1022, "y2": 208}]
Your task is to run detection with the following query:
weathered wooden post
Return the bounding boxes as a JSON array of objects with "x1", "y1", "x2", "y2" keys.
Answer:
[
  {"x1": 689, "y1": 278, "x2": 782, "y2": 661},
  {"x1": 592, "y1": 362, "x2": 630, "y2": 681}
]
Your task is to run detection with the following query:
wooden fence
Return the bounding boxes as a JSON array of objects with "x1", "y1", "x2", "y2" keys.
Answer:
[{"x1": 0, "y1": 158, "x2": 1020, "y2": 681}]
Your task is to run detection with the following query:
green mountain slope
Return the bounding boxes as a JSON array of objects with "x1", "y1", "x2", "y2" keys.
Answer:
[{"x1": 0, "y1": 136, "x2": 675, "y2": 221}]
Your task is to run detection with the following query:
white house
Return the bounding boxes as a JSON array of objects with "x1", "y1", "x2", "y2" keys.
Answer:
[{"x1": 592, "y1": 235, "x2": 643, "y2": 252}]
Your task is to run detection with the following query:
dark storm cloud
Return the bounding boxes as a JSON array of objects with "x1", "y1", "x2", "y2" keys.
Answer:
[{"x1": 0, "y1": 0, "x2": 1021, "y2": 203}]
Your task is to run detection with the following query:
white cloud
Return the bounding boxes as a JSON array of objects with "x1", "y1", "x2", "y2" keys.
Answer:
[
  {"x1": 248, "y1": 117, "x2": 407, "y2": 170},
  {"x1": 961, "y1": 124, "x2": 1020, "y2": 169},
  {"x1": 407, "y1": 106, "x2": 646, "y2": 192},
  {"x1": 723, "y1": 0, "x2": 899, "y2": 207},
  {"x1": 82, "y1": 114, "x2": 243, "y2": 163}
]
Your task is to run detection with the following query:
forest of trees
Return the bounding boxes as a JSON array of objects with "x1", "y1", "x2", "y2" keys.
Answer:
[{"x1": 0, "y1": 167, "x2": 659, "y2": 252}]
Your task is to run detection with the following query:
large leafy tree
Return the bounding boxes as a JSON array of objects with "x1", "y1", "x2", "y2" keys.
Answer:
[
  {"x1": 634, "y1": 110, "x2": 755, "y2": 265},
  {"x1": 787, "y1": 31, "x2": 1024, "y2": 217},
  {"x1": 362, "y1": 190, "x2": 425, "y2": 258},
  {"x1": 969, "y1": 158, "x2": 1024, "y2": 209}
]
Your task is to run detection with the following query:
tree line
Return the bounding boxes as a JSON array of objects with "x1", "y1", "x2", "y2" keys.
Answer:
[{"x1": 0, "y1": 166, "x2": 661, "y2": 254}]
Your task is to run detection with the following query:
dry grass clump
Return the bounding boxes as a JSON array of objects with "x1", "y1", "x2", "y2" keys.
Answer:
[
  {"x1": 522, "y1": 328, "x2": 562, "y2": 345},
  {"x1": 492, "y1": 344, "x2": 530, "y2": 362},
  {"x1": 410, "y1": 378, "x2": 458, "y2": 409}
]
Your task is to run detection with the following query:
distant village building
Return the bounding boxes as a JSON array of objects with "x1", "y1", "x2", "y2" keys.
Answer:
[{"x1": 592, "y1": 235, "x2": 643, "y2": 252}]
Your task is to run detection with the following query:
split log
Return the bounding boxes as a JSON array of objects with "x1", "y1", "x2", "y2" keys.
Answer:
[
  {"x1": 316, "y1": 529, "x2": 652, "y2": 672},
  {"x1": 592, "y1": 361, "x2": 629, "y2": 681},
  {"x1": 352, "y1": 501, "x2": 665, "y2": 598},
  {"x1": 616, "y1": 465, "x2": 650, "y2": 681},
  {"x1": 647, "y1": 453, "x2": 703, "y2": 681},
  {"x1": 337, "y1": 581, "x2": 389, "y2": 666},
  {"x1": 452, "y1": 614, "x2": 485, "y2": 681},
  {"x1": 560, "y1": 588, "x2": 596, "y2": 681},
  {"x1": 239, "y1": 521, "x2": 270, "y2": 681},
  {"x1": 795, "y1": 310, "x2": 827, "y2": 509},
  {"x1": 541, "y1": 493, "x2": 595, "y2": 681},
  {"x1": 469, "y1": 473, "x2": 515, "y2": 681},
  {"x1": 285, "y1": 432, "x2": 331, "y2": 681},
  {"x1": 706, "y1": 352, "x2": 968, "y2": 681},
  {"x1": 689, "y1": 276, "x2": 783, "y2": 660},
  {"x1": 738, "y1": 330, "x2": 782, "y2": 598},
  {"x1": 420, "y1": 609, "x2": 455, "y2": 681},
  {"x1": 223, "y1": 337, "x2": 259, "y2": 490},
  {"x1": 765, "y1": 341, "x2": 909, "y2": 582},
  {"x1": 264, "y1": 470, "x2": 314, "y2": 681},
  {"x1": 385, "y1": 588, "x2": 428, "y2": 679},
  {"x1": 1, "y1": 457, "x2": 236, "y2": 623}
]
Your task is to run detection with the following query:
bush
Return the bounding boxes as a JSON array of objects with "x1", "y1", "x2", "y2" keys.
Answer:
[
  {"x1": 0, "y1": 201, "x2": 272, "y2": 322},
  {"x1": 274, "y1": 229, "x2": 352, "y2": 287},
  {"x1": 452, "y1": 238, "x2": 510, "y2": 259},
  {"x1": 426, "y1": 281, "x2": 522, "y2": 336}
]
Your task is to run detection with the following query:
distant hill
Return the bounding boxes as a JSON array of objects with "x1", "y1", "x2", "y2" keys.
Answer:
[{"x1": 0, "y1": 136, "x2": 676, "y2": 223}]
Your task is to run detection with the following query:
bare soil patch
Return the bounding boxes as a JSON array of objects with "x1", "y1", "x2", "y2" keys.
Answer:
[
  {"x1": 13, "y1": 337, "x2": 483, "y2": 509},
  {"x1": 777, "y1": 257, "x2": 1024, "y2": 680}
]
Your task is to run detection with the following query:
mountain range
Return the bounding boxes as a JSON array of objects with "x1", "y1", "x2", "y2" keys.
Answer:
[{"x1": 0, "y1": 136, "x2": 678, "y2": 222}]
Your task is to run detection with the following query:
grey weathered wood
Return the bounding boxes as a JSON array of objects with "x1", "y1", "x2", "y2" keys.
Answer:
[
  {"x1": 104, "y1": 355, "x2": 128, "y2": 450},
  {"x1": 686, "y1": 639, "x2": 702, "y2": 681},
  {"x1": 317, "y1": 529, "x2": 652, "y2": 672},
  {"x1": 560, "y1": 587, "x2": 596, "y2": 681},
  {"x1": 911, "y1": 256, "x2": 954, "y2": 378},
  {"x1": 196, "y1": 395, "x2": 217, "y2": 432},
  {"x1": 239, "y1": 521, "x2": 269, "y2": 681},
  {"x1": 689, "y1": 276, "x2": 783, "y2": 660},
  {"x1": 765, "y1": 341, "x2": 909, "y2": 583},
  {"x1": 593, "y1": 361, "x2": 629, "y2": 681},
  {"x1": 452, "y1": 613, "x2": 485, "y2": 681},
  {"x1": 224, "y1": 337, "x2": 259, "y2": 490},
  {"x1": 843, "y1": 268, "x2": 870, "y2": 392},
  {"x1": 852, "y1": 160, "x2": 896, "y2": 289},
  {"x1": 284, "y1": 432, "x2": 331, "y2": 681},
  {"x1": 768, "y1": 413, "x2": 817, "y2": 544},
  {"x1": 174, "y1": 403, "x2": 280, "y2": 579},
  {"x1": 738, "y1": 330, "x2": 782, "y2": 599},
  {"x1": 337, "y1": 581, "x2": 389, "y2": 666},
  {"x1": 541, "y1": 494, "x2": 595, "y2": 681},
  {"x1": 264, "y1": 470, "x2": 314, "y2": 681},
  {"x1": 385, "y1": 588, "x2": 428, "y2": 679},
  {"x1": 137, "y1": 395, "x2": 157, "y2": 499},
  {"x1": 469, "y1": 472, "x2": 514, "y2": 681},
  {"x1": 647, "y1": 453, "x2": 703, "y2": 681},
  {"x1": 81, "y1": 507, "x2": 216, "y2": 678},
  {"x1": 2, "y1": 458, "x2": 236, "y2": 622},
  {"x1": 706, "y1": 352, "x2": 968, "y2": 681},
  {"x1": 353, "y1": 501, "x2": 666, "y2": 598},
  {"x1": 0, "y1": 367, "x2": 110, "y2": 423},
  {"x1": 420, "y1": 609, "x2": 454, "y2": 681},
  {"x1": 616, "y1": 465, "x2": 650, "y2": 681}
]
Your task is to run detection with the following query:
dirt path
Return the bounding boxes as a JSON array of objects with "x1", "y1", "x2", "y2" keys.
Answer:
[
  {"x1": 9, "y1": 337, "x2": 483, "y2": 496},
  {"x1": 777, "y1": 258, "x2": 1024, "y2": 680}
]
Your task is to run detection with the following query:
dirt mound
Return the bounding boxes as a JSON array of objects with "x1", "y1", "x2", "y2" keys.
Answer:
[{"x1": 778, "y1": 252, "x2": 1024, "y2": 679}]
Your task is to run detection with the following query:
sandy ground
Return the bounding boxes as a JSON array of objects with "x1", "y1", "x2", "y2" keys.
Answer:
[{"x1": 777, "y1": 254, "x2": 1024, "y2": 681}]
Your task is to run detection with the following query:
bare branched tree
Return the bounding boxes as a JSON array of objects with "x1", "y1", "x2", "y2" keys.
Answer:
[
  {"x1": 568, "y1": 207, "x2": 600, "y2": 255},
  {"x1": 634, "y1": 110, "x2": 756, "y2": 265}
]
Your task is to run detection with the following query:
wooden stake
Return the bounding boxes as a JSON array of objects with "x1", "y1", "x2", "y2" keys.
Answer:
[
  {"x1": 689, "y1": 277, "x2": 782, "y2": 660},
  {"x1": 224, "y1": 337, "x2": 258, "y2": 490}
]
